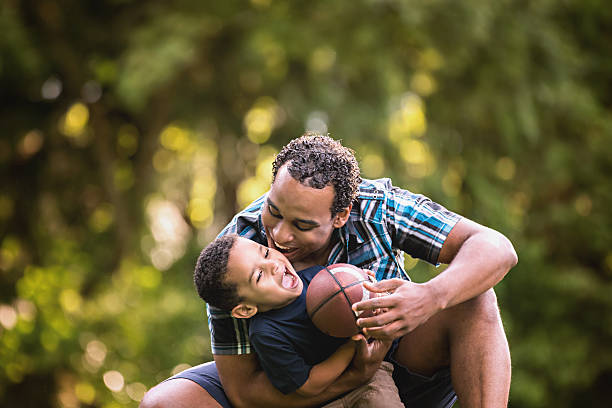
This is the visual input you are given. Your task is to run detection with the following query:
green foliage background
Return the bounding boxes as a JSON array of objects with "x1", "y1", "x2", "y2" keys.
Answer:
[{"x1": 1, "y1": 0, "x2": 611, "y2": 407}]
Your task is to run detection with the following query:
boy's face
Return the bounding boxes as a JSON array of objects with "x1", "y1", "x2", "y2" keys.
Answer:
[
  {"x1": 227, "y1": 237, "x2": 303, "y2": 316},
  {"x1": 262, "y1": 164, "x2": 350, "y2": 266}
]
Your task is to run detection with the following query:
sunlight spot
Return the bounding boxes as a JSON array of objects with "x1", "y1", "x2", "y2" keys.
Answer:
[
  {"x1": 574, "y1": 194, "x2": 592, "y2": 216},
  {"x1": 103, "y1": 371, "x2": 125, "y2": 392},
  {"x1": 361, "y1": 153, "x2": 385, "y2": 179},
  {"x1": 42, "y1": 77, "x2": 63, "y2": 100},
  {"x1": 172, "y1": 363, "x2": 192, "y2": 376},
  {"x1": 18, "y1": 130, "x2": 44, "y2": 158},
  {"x1": 61, "y1": 103, "x2": 89, "y2": 138},
  {"x1": 0, "y1": 304, "x2": 17, "y2": 329},
  {"x1": 75, "y1": 382, "x2": 96, "y2": 404},
  {"x1": 89, "y1": 203, "x2": 114, "y2": 233},
  {"x1": 442, "y1": 168, "x2": 463, "y2": 197},
  {"x1": 410, "y1": 71, "x2": 437, "y2": 96},
  {"x1": 126, "y1": 382, "x2": 147, "y2": 402},
  {"x1": 305, "y1": 111, "x2": 329, "y2": 134},
  {"x1": 310, "y1": 46, "x2": 336, "y2": 72},
  {"x1": 245, "y1": 97, "x2": 279, "y2": 144},
  {"x1": 15, "y1": 299, "x2": 36, "y2": 321},
  {"x1": 495, "y1": 157, "x2": 516, "y2": 180},
  {"x1": 59, "y1": 289, "x2": 82, "y2": 314},
  {"x1": 86, "y1": 340, "x2": 108, "y2": 367}
]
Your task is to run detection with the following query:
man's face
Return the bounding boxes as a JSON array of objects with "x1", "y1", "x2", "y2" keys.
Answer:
[
  {"x1": 262, "y1": 164, "x2": 350, "y2": 266},
  {"x1": 226, "y1": 237, "x2": 302, "y2": 313}
]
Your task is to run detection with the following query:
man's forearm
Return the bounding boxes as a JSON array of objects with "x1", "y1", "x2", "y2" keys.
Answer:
[
  {"x1": 216, "y1": 354, "x2": 366, "y2": 408},
  {"x1": 233, "y1": 369, "x2": 363, "y2": 408}
]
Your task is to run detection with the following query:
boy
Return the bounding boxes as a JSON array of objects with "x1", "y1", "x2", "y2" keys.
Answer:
[{"x1": 193, "y1": 233, "x2": 403, "y2": 408}]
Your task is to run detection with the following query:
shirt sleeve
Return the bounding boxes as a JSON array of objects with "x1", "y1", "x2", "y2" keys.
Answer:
[
  {"x1": 207, "y1": 304, "x2": 252, "y2": 355},
  {"x1": 386, "y1": 185, "x2": 461, "y2": 265},
  {"x1": 250, "y1": 324, "x2": 311, "y2": 395},
  {"x1": 207, "y1": 193, "x2": 268, "y2": 355}
]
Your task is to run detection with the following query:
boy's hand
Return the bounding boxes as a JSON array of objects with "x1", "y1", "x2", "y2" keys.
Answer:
[{"x1": 345, "y1": 334, "x2": 392, "y2": 384}]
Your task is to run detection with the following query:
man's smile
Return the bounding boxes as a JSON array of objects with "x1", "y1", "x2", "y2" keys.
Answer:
[{"x1": 272, "y1": 239, "x2": 297, "y2": 254}]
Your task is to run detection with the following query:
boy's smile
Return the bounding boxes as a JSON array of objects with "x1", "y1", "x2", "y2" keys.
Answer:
[{"x1": 226, "y1": 237, "x2": 303, "y2": 314}]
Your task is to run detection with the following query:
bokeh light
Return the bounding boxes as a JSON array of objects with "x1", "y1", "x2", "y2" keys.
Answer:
[
  {"x1": 17, "y1": 130, "x2": 44, "y2": 158},
  {"x1": 41, "y1": 77, "x2": 62, "y2": 100},
  {"x1": 244, "y1": 97, "x2": 280, "y2": 144},
  {"x1": 103, "y1": 371, "x2": 124, "y2": 392},
  {"x1": 0, "y1": 304, "x2": 18, "y2": 330},
  {"x1": 310, "y1": 46, "x2": 336, "y2": 73},
  {"x1": 146, "y1": 197, "x2": 190, "y2": 270},
  {"x1": 60, "y1": 103, "x2": 89, "y2": 139}
]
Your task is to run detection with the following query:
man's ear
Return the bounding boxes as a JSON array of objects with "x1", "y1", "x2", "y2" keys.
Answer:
[
  {"x1": 332, "y1": 204, "x2": 352, "y2": 228},
  {"x1": 231, "y1": 303, "x2": 258, "y2": 319}
]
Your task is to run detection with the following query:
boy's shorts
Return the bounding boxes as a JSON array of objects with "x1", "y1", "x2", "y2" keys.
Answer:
[{"x1": 169, "y1": 358, "x2": 456, "y2": 408}]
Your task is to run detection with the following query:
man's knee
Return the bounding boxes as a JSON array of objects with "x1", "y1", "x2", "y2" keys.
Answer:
[
  {"x1": 140, "y1": 385, "x2": 165, "y2": 408},
  {"x1": 140, "y1": 382, "x2": 177, "y2": 408}
]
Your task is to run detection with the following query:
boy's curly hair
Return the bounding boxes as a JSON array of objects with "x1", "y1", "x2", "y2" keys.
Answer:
[
  {"x1": 272, "y1": 132, "x2": 361, "y2": 214},
  {"x1": 193, "y1": 234, "x2": 242, "y2": 311}
]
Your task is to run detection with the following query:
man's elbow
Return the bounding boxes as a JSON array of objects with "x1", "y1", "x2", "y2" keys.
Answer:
[
  {"x1": 224, "y1": 388, "x2": 250, "y2": 408},
  {"x1": 296, "y1": 383, "x2": 323, "y2": 398},
  {"x1": 498, "y1": 233, "x2": 518, "y2": 271}
]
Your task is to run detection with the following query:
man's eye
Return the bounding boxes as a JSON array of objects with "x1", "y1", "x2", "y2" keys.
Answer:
[
  {"x1": 295, "y1": 223, "x2": 314, "y2": 232},
  {"x1": 268, "y1": 205, "x2": 282, "y2": 218},
  {"x1": 264, "y1": 248, "x2": 269, "y2": 258}
]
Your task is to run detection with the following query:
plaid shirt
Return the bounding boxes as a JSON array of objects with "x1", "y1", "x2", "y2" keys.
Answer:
[{"x1": 208, "y1": 178, "x2": 461, "y2": 355}]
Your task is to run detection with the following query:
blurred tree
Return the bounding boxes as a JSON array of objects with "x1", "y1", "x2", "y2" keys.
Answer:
[{"x1": 1, "y1": 0, "x2": 611, "y2": 407}]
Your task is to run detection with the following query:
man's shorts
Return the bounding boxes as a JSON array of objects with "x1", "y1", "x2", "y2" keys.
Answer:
[
  {"x1": 169, "y1": 358, "x2": 456, "y2": 408},
  {"x1": 168, "y1": 361, "x2": 232, "y2": 408}
]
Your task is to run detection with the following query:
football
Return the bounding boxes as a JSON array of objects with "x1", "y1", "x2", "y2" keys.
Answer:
[{"x1": 306, "y1": 263, "x2": 375, "y2": 338}]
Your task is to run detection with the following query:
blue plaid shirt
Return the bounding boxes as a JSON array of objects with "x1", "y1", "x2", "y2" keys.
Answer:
[{"x1": 208, "y1": 178, "x2": 461, "y2": 355}]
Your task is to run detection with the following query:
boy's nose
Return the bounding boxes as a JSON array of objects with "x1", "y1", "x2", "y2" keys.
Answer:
[{"x1": 266, "y1": 261, "x2": 280, "y2": 275}]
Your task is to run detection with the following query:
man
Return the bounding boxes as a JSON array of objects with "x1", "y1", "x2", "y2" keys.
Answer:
[{"x1": 141, "y1": 133, "x2": 517, "y2": 407}]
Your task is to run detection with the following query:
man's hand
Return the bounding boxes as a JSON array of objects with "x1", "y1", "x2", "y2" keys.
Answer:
[{"x1": 352, "y1": 274, "x2": 443, "y2": 340}]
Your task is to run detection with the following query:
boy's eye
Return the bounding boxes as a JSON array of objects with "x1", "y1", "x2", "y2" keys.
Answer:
[
  {"x1": 264, "y1": 248, "x2": 269, "y2": 258},
  {"x1": 256, "y1": 270, "x2": 262, "y2": 283}
]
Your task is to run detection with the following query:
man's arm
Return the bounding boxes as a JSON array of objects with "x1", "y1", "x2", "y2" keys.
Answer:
[
  {"x1": 353, "y1": 218, "x2": 517, "y2": 339},
  {"x1": 215, "y1": 336, "x2": 389, "y2": 408}
]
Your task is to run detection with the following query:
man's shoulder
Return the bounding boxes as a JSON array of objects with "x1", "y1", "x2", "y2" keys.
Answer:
[
  {"x1": 357, "y1": 177, "x2": 394, "y2": 199},
  {"x1": 219, "y1": 192, "x2": 268, "y2": 239},
  {"x1": 349, "y1": 178, "x2": 397, "y2": 224}
]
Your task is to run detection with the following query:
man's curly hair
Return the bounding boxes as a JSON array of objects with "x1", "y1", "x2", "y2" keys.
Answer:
[
  {"x1": 272, "y1": 132, "x2": 361, "y2": 215},
  {"x1": 193, "y1": 234, "x2": 242, "y2": 311}
]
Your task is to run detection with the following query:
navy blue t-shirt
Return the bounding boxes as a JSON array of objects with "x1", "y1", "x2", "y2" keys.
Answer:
[{"x1": 249, "y1": 265, "x2": 347, "y2": 394}]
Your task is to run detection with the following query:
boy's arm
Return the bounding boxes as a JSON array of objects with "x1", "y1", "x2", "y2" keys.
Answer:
[{"x1": 295, "y1": 340, "x2": 356, "y2": 397}]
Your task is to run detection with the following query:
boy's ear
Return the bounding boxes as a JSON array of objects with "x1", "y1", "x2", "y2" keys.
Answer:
[
  {"x1": 231, "y1": 303, "x2": 258, "y2": 319},
  {"x1": 332, "y1": 204, "x2": 352, "y2": 228}
]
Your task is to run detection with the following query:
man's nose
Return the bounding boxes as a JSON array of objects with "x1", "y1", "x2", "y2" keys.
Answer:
[{"x1": 273, "y1": 220, "x2": 292, "y2": 243}]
